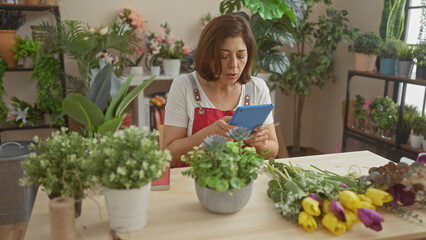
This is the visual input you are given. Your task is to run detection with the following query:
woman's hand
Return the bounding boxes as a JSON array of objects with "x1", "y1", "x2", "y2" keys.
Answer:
[
  {"x1": 245, "y1": 125, "x2": 269, "y2": 147},
  {"x1": 207, "y1": 116, "x2": 234, "y2": 139}
]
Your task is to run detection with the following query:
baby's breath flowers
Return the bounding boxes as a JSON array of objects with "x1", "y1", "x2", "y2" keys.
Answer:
[{"x1": 266, "y1": 159, "x2": 392, "y2": 236}]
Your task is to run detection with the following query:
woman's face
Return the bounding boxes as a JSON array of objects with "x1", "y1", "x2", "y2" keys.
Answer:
[{"x1": 216, "y1": 36, "x2": 248, "y2": 84}]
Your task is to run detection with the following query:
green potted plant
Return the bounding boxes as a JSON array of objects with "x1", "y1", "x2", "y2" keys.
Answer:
[
  {"x1": 88, "y1": 126, "x2": 170, "y2": 232},
  {"x1": 0, "y1": 58, "x2": 7, "y2": 122},
  {"x1": 413, "y1": 41, "x2": 426, "y2": 79},
  {"x1": 367, "y1": 97, "x2": 383, "y2": 134},
  {"x1": 20, "y1": 128, "x2": 97, "y2": 217},
  {"x1": 182, "y1": 127, "x2": 265, "y2": 214},
  {"x1": 401, "y1": 105, "x2": 420, "y2": 144},
  {"x1": 12, "y1": 35, "x2": 40, "y2": 68},
  {"x1": 379, "y1": 0, "x2": 406, "y2": 41},
  {"x1": 352, "y1": 94, "x2": 368, "y2": 129},
  {"x1": 377, "y1": 96, "x2": 399, "y2": 140},
  {"x1": 0, "y1": 10, "x2": 26, "y2": 68},
  {"x1": 410, "y1": 115, "x2": 426, "y2": 148},
  {"x1": 353, "y1": 32, "x2": 382, "y2": 72},
  {"x1": 397, "y1": 41, "x2": 414, "y2": 77},
  {"x1": 6, "y1": 96, "x2": 44, "y2": 127},
  {"x1": 377, "y1": 39, "x2": 400, "y2": 75}
]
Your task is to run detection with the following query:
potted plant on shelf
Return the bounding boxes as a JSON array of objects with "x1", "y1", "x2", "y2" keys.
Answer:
[
  {"x1": 352, "y1": 94, "x2": 368, "y2": 129},
  {"x1": 401, "y1": 105, "x2": 420, "y2": 144},
  {"x1": 377, "y1": 96, "x2": 399, "y2": 140},
  {"x1": 20, "y1": 128, "x2": 97, "y2": 217},
  {"x1": 367, "y1": 97, "x2": 383, "y2": 134},
  {"x1": 0, "y1": 10, "x2": 26, "y2": 68},
  {"x1": 396, "y1": 41, "x2": 414, "y2": 77},
  {"x1": 353, "y1": 32, "x2": 382, "y2": 72},
  {"x1": 410, "y1": 115, "x2": 426, "y2": 149},
  {"x1": 413, "y1": 41, "x2": 426, "y2": 79},
  {"x1": 182, "y1": 127, "x2": 265, "y2": 214},
  {"x1": 12, "y1": 35, "x2": 40, "y2": 68},
  {"x1": 377, "y1": 39, "x2": 400, "y2": 76},
  {"x1": 87, "y1": 126, "x2": 170, "y2": 232}
]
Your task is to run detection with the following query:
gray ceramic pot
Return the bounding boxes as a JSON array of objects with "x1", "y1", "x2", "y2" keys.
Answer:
[
  {"x1": 397, "y1": 60, "x2": 413, "y2": 78},
  {"x1": 195, "y1": 180, "x2": 253, "y2": 214}
]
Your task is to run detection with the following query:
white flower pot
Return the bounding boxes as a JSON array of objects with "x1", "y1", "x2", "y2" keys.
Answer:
[
  {"x1": 163, "y1": 59, "x2": 181, "y2": 76},
  {"x1": 104, "y1": 183, "x2": 151, "y2": 232},
  {"x1": 23, "y1": 56, "x2": 34, "y2": 69},
  {"x1": 151, "y1": 65, "x2": 160, "y2": 76},
  {"x1": 409, "y1": 134, "x2": 424, "y2": 149},
  {"x1": 130, "y1": 66, "x2": 143, "y2": 77},
  {"x1": 423, "y1": 139, "x2": 426, "y2": 151}
]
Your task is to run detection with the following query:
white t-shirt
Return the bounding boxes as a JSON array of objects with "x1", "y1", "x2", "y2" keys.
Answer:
[{"x1": 164, "y1": 71, "x2": 274, "y2": 136}]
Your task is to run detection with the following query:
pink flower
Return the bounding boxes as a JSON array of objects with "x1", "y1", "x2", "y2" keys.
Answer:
[
  {"x1": 388, "y1": 183, "x2": 415, "y2": 209},
  {"x1": 157, "y1": 27, "x2": 166, "y2": 39},
  {"x1": 182, "y1": 46, "x2": 192, "y2": 55},
  {"x1": 329, "y1": 200, "x2": 346, "y2": 222},
  {"x1": 167, "y1": 32, "x2": 176, "y2": 45},
  {"x1": 7, "y1": 111, "x2": 15, "y2": 121},
  {"x1": 339, "y1": 183, "x2": 349, "y2": 188},
  {"x1": 357, "y1": 208, "x2": 384, "y2": 231},
  {"x1": 136, "y1": 46, "x2": 144, "y2": 55},
  {"x1": 417, "y1": 153, "x2": 426, "y2": 163}
]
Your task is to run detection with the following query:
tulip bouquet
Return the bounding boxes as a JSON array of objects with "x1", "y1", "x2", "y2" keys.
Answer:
[{"x1": 266, "y1": 159, "x2": 393, "y2": 236}]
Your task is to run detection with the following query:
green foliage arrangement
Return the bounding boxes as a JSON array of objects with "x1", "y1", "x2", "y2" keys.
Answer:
[
  {"x1": 368, "y1": 97, "x2": 399, "y2": 134},
  {"x1": 414, "y1": 41, "x2": 426, "y2": 66},
  {"x1": 7, "y1": 96, "x2": 44, "y2": 127},
  {"x1": 401, "y1": 105, "x2": 420, "y2": 142},
  {"x1": 21, "y1": 128, "x2": 97, "y2": 199},
  {"x1": 353, "y1": 94, "x2": 368, "y2": 127},
  {"x1": 377, "y1": 39, "x2": 400, "y2": 59},
  {"x1": 30, "y1": 54, "x2": 65, "y2": 126},
  {"x1": 412, "y1": 115, "x2": 426, "y2": 136},
  {"x1": 219, "y1": 0, "x2": 300, "y2": 75},
  {"x1": 182, "y1": 127, "x2": 265, "y2": 193},
  {"x1": 0, "y1": 58, "x2": 7, "y2": 122},
  {"x1": 12, "y1": 35, "x2": 41, "y2": 60},
  {"x1": 87, "y1": 126, "x2": 170, "y2": 189},
  {"x1": 396, "y1": 41, "x2": 414, "y2": 61},
  {"x1": 0, "y1": 10, "x2": 25, "y2": 30},
  {"x1": 379, "y1": 0, "x2": 406, "y2": 41},
  {"x1": 353, "y1": 32, "x2": 382, "y2": 55},
  {"x1": 62, "y1": 64, "x2": 155, "y2": 138},
  {"x1": 267, "y1": 0, "x2": 357, "y2": 153}
]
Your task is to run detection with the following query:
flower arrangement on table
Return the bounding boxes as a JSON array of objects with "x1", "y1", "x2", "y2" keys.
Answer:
[
  {"x1": 145, "y1": 22, "x2": 193, "y2": 68},
  {"x1": 266, "y1": 159, "x2": 393, "y2": 235}
]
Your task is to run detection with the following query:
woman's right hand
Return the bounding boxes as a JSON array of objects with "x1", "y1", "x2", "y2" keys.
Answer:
[{"x1": 207, "y1": 116, "x2": 234, "y2": 139}]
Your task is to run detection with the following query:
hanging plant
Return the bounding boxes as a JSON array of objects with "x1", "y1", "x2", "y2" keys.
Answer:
[{"x1": 30, "y1": 54, "x2": 65, "y2": 126}]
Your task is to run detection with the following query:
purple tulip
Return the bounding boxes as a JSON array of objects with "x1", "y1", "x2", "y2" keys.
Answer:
[
  {"x1": 416, "y1": 152, "x2": 426, "y2": 163},
  {"x1": 388, "y1": 183, "x2": 415, "y2": 209},
  {"x1": 357, "y1": 207, "x2": 384, "y2": 231},
  {"x1": 339, "y1": 183, "x2": 349, "y2": 188},
  {"x1": 329, "y1": 200, "x2": 346, "y2": 222},
  {"x1": 308, "y1": 193, "x2": 323, "y2": 208}
]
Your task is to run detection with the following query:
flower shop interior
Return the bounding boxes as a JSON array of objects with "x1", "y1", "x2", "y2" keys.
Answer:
[{"x1": 0, "y1": 0, "x2": 426, "y2": 239}]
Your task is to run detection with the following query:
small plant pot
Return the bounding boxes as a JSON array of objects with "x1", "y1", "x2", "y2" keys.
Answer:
[
  {"x1": 380, "y1": 128, "x2": 395, "y2": 140},
  {"x1": 48, "y1": 193, "x2": 82, "y2": 218},
  {"x1": 397, "y1": 60, "x2": 413, "y2": 78},
  {"x1": 355, "y1": 53, "x2": 377, "y2": 72},
  {"x1": 409, "y1": 134, "x2": 424, "y2": 149},
  {"x1": 151, "y1": 65, "x2": 160, "y2": 76},
  {"x1": 163, "y1": 59, "x2": 181, "y2": 76},
  {"x1": 104, "y1": 183, "x2": 151, "y2": 232},
  {"x1": 22, "y1": 56, "x2": 34, "y2": 69},
  {"x1": 130, "y1": 66, "x2": 143, "y2": 77},
  {"x1": 195, "y1": 180, "x2": 253, "y2": 214},
  {"x1": 380, "y1": 58, "x2": 398, "y2": 76}
]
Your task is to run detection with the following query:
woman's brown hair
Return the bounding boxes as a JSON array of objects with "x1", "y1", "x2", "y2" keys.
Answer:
[{"x1": 194, "y1": 14, "x2": 256, "y2": 84}]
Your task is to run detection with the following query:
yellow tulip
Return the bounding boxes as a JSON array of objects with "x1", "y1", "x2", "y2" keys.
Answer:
[
  {"x1": 365, "y1": 188, "x2": 393, "y2": 206},
  {"x1": 344, "y1": 209, "x2": 358, "y2": 230},
  {"x1": 322, "y1": 199, "x2": 331, "y2": 214},
  {"x1": 359, "y1": 194, "x2": 372, "y2": 204},
  {"x1": 302, "y1": 197, "x2": 321, "y2": 216},
  {"x1": 298, "y1": 211, "x2": 318, "y2": 232},
  {"x1": 361, "y1": 200, "x2": 376, "y2": 210},
  {"x1": 339, "y1": 190, "x2": 362, "y2": 210},
  {"x1": 322, "y1": 212, "x2": 347, "y2": 236}
]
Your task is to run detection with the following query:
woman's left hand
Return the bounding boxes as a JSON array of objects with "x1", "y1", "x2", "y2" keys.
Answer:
[{"x1": 245, "y1": 125, "x2": 269, "y2": 147}]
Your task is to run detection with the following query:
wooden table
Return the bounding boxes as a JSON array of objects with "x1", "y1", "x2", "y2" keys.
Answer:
[{"x1": 24, "y1": 151, "x2": 426, "y2": 239}]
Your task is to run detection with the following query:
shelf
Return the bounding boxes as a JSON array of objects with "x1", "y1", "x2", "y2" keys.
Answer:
[
  {"x1": 6, "y1": 67, "x2": 34, "y2": 72},
  {"x1": 0, "y1": 3, "x2": 58, "y2": 11},
  {"x1": 400, "y1": 144, "x2": 423, "y2": 154}
]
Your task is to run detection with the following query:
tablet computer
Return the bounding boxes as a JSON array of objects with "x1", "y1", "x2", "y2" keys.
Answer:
[{"x1": 229, "y1": 104, "x2": 274, "y2": 133}]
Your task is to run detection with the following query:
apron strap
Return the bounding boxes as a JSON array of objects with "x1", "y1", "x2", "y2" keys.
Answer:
[{"x1": 187, "y1": 72, "x2": 252, "y2": 106}]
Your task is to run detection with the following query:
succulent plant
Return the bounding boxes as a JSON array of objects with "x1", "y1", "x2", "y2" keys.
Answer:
[
  {"x1": 227, "y1": 126, "x2": 251, "y2": 142},
  {"x1": 202, "y1": 135, "x2": 227, "y2": 153}
]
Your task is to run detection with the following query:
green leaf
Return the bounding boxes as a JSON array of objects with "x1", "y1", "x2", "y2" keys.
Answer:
[
  {"x1": 215, "y1": 179, "x2": 229, "y2": 192},
  {"x1": 249, "y1": 13, "x2": 273, "y2": 40},
  {"x1": 98, "y1": 114, "x2": 126, "y2": 135},
  {"x1": 258, "y1": 48, "x2": 289, "y2": 74},
  {"x1": 105, "y1": 74, "x2": 132, "y2": 121},
  {"x1": 244, "y1": 0, "x2": 292, "y2": 20},
  {"x1": 197, "y1": 177, "x2": 207, "y2": 188},
  {"x1": 86, "y1": 64, "x2": 112, "y2": 112},
  {"x1": 206, "y1": 176, "x2": 217, "y2": 189},
  {"x1": 284, "y1": 180, "x2": 306, "y2": 199},
  {"x1": 200, "y1": 162, "x2": 213, "y2": 168},
  {"x1": 115, "y1": 76, "x2": 155, "y2": 117},
  {"x1": 230, "y1": 178, "x2": 242, "y2": 189},
  {"x1": 220, "y1": 0, "x2": 244, "y2": 14},
  {"x1": 62, "y1": 94, "x2": 104, "y2": 128}
]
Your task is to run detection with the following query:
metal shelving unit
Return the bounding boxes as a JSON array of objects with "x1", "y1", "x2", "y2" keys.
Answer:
[{"x1": 342, "y1": 70, "x2": 426, "y2": 162}]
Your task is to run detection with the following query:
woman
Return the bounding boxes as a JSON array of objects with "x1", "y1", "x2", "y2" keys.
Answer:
[{"x1": 163, "y1": 14, "x2": 278, "y2": 167}]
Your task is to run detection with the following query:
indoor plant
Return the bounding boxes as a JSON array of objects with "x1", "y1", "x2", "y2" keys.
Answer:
[
  {"x1": 396, "y1": 41, "x2": 414, "y2": 77},
  {"x1": 0, "y1": 10, "x2": 26, "y2": 68},
  {"x1": 12, "y1": 35, "x2": 40, "y2": 68},
  {"x1": 401, "y1": 105, "x2": 420, "y2": 144},
  {"x1": 414, "y1": 41, "x2": 426, "y2": 79},
  {"x1": 377, "y1": 96, "x2": 399, "y2": 140},
  {"x1": 87, "y1": 126, "x2": 170, "y2": 232},
  {"x1": 20, "y1": 128, "x2": 97, "y2": 217},
  {"x1": 353, "y1": 32, "x2": 382, "y2": 71},
  {"x1": 377, "y1": 39, "x2": 399, "y2": 75},
  {"x1": 182, "y1": 127, "x2": 265, "y2": 214},
  {"x1": 379, "y1": 0, "x2": 406, "y2": 41},
  {"x1": 352, "y1": 94, "x2": 368, "y2": 129},
  {"x1": 410, "y1": 115, "x2": 426, "y2": 149},
  {"x1": 367, "y1": 97, "x2": 383, "y2": 134}
]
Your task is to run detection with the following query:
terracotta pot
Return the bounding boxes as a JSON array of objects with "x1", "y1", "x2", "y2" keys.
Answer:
[
  {"x1": 44, "y1": 0, "x2": 56, "y2": 5},
  {"x1": 0, "y1": 30, "x2": 18, "y2": 68},
  {"x1": 355, "y1": 53, "x2": 377, "y2": 72},
  {"x1": 25, "y1": 0, "x2": 41, "y2": 5}
]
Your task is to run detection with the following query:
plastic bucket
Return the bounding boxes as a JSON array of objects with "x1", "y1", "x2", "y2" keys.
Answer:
[{"x1": 0, "y1": 142, "x2": 38, "y2": 225}]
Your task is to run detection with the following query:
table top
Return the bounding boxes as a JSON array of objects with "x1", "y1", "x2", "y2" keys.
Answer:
[{"x1": 25, "y1": 151, "x2": 426, "y2": 240}]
